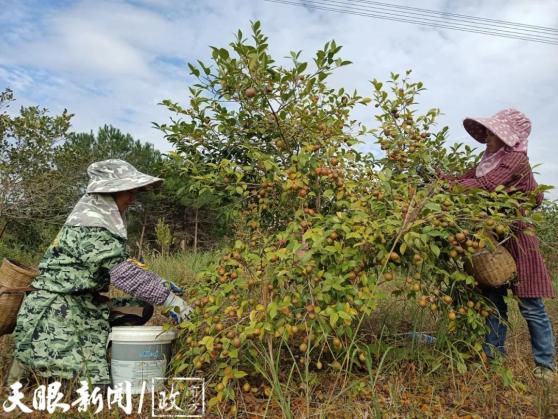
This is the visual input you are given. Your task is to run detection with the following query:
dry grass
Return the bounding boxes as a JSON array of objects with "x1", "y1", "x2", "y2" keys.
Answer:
[
  {"x1": 0, "y1": 335, "x2": 14, "y2": 389},
  {"x1": 1, "y1": 253, "x2": 557, "y2": 418}
]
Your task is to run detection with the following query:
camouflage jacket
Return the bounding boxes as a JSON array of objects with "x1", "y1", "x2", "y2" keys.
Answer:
[
  {"x1": 14, "y1": 225, "x2": 127, "y2": 384},
  {"x1": 33, "y1": 225, "x2": 127, "y2": 293}
]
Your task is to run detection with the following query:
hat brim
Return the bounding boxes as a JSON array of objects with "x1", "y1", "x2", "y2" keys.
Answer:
[
  {"x1": 463, "y1": 118, "x2": 488, "y2": 144},
  {"x1": 463, "y1": 117, "x2": 519, "y2": 147},
  {"x1": 86, "y1": 175, "x2": 163, "y2": 194}
]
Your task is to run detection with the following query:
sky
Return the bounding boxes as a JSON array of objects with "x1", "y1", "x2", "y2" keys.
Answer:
[{"x1": 1, "y1": 0, "x2": 557, "y2": 197}]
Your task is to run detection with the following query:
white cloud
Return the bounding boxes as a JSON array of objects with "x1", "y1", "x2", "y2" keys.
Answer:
[{"x1": 0, "y1": 0, "x2": 557, "y2": 197}]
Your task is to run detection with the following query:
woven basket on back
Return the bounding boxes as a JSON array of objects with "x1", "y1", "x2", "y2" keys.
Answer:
[
  {"x1": 465, "y1": 238, "x2": 517, "y2": 288},
  {"x1": 0, "y1": 258, "x2": 38, "y2": 336}
]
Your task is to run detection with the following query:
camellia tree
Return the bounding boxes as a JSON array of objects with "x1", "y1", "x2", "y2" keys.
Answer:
[{"x1": 158, "y1": 22, "x2": 544, "y2": 411}]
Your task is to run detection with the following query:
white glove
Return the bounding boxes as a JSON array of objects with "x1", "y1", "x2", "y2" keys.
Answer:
[{"x1": 163, "y1": 293, "x2": 192, "y2": 323}]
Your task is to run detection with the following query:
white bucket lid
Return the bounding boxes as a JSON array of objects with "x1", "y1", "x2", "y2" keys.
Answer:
[{"x1": 110, "y1": 326, "x2": 176, "y2": 343}]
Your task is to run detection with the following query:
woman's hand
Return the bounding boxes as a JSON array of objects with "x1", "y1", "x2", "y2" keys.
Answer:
[
  {"x1": 164, "y1": 280, "x2": 184, "y2": 296},
  {"x1": 163, "y1": 293, "x2": 192, "y2": 323}
]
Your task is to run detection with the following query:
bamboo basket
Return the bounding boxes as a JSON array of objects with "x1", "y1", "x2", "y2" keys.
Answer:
[
  {"x1": 465, "y1": 239, "x2": 517, "y2": 288},
  {"x1": 0, "y1": 258, "x2": 38, "y2": 336}
]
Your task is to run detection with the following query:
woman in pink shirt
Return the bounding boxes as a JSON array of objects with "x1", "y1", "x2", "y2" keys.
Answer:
[{"x1": 446, "y1": 109, "x2": 555, "y2": 381}]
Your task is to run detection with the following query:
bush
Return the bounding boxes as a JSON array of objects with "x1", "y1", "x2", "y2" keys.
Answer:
[{"x1": 159, "y1": 22, "x2": 545, "y2": 410}]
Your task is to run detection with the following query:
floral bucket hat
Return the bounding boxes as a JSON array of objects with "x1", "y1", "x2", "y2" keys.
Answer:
[{"x1": 463, "y1": 108, "x2": 531, "y2": 148}]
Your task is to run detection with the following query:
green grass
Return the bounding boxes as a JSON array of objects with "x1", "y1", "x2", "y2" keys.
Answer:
[{"x1": 145, "y1": 250, "x2": 221, "y2": 287}]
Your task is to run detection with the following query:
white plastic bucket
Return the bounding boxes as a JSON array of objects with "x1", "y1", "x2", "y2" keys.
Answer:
[{"x1": 109, "y1": 326, "x2": 176, "y2": 394}]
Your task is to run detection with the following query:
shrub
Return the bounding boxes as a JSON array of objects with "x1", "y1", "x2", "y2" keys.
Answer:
[{"x1": 159, "y1": 22, "x2": 544, "y2": 409}]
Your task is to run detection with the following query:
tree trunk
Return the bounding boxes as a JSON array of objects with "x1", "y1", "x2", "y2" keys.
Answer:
[
  {"x1": 137, "y1": 213, "x2": 147, "y2": 260},
  {"x1": 187, "y1": 207, "x2": 191, "y2": 245},
  {"x1": 0, "y1": 220, "x2": 8, "y2": 241},
  {"x1": 193, "y1": 207, "x2": 199, "y2": 253}
]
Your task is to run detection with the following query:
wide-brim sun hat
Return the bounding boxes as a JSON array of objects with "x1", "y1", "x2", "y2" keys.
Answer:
[
  {"x1": 463, "y1": 108, "x2": 531, "y2": 147},
  {"x1": 86, "y1": 159, "x2": 163, "y2": 193}
]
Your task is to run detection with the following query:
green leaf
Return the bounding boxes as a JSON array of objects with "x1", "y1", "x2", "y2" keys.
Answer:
[
  {"x1": 399, "y1": 243, "x2": 407, "y2": 255},
  {"x1": 233, "y1": 370, "x2": 248, "y2": 379},
  {"x1": 425, "y1": 202, "x2": 441, "y2": 211},
  {"x1": 372, "y1": 80, "x2": 383, "y2": 91},
  {"x1": 268, "y1": 301, "x2": 278, "y2": 319},
  {"x1": 188, "y1": 63, "x2": 200, "y2": 77},
  {"x1": 199, "y1": 336, "x2": 215, "y2": 352},
  {"x1": 219, "y1": 48, "x2": 229, "y2": 59},
  {"x1": 174, "y1": 363, "x2": 189, "y2": 374},
  {"x1": 338, "y1": 311, "x2": 351, "y2": 320},
  {"x1": 329, "y1": 312, "x2": 339, "y2": 327}
]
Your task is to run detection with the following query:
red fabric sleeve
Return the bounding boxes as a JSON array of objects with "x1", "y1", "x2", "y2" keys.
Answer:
[
  {"x1": 439, "y1": 167, "x2": 475, "y2": 181},
  {"x1": 456, "y1": 152, "x2": 529, "y2": 192},
  {"x1": 456, "y1": 167, "x2": 477, "y2": 181}
]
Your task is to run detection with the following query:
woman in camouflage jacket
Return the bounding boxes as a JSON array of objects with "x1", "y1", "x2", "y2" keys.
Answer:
[{"x1": 8, "y1": 160, "x2": 191, "y2": 386}]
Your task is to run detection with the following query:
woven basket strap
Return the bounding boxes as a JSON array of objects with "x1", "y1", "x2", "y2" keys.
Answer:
[
  {"x1": 0, "y1": 286, "x2": 35, "y2": 296},
  {"x1": 497, "y1": 236, "x2": 512, "y2": 246},
  {"x1": 0, "y1": 279, "x2": 35, "y2": 288},
  {"x1": 473, "y1": 236, "x2": 513, "y2": 257}
]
